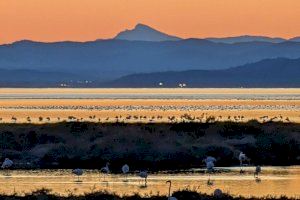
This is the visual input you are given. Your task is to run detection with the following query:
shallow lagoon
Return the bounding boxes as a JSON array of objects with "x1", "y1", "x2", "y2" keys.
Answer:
[{"x1": 0, "y1": 166, "x2": 299, "y2": 198}]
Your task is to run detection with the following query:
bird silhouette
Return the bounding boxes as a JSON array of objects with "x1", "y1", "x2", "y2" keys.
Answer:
[
  {"x1": 72, "y1": 168, "x2": 83, "y2": 182},
  {"x1": 166, "y1": 180, "x2": 178, "y2": 200},
  {"x1": 203, "y1": 156, "x2": 217, "y2": 164},
  {"x1": 1, "y1": 158, "x2": 13, "y2": 176},
  {"x1": 101, "y1": 162, "x2": 110, "y2": 181},
  {"x1": 254, "y1": 165, "x2": 262, "y2": 182},
  {"x1": 138, "y1": 171, "x2": 148, "y2": 187},
  {"x1": 122, "y1": 164, "x2": 130, "y2": 181},
  {"x1": 238, "y1": 152, "x2": 247, "y2": 173},
  {"x1": 203, "y1": 156, "x2": 216, "y2": 186}
]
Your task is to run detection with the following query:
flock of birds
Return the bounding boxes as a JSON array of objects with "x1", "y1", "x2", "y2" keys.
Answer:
[
  {"x1": 1, "y1": 105, "x2": 297, "y2": 112},
  {"x1": 1, "y1": 152, "x2": 262, "y2": 199}
]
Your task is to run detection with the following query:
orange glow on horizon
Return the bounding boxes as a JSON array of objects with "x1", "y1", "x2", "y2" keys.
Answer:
[{"x1": 0, "y1": 0, "x2": 300, "y2": 44}]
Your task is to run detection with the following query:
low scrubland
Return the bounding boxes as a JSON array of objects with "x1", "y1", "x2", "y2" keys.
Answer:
[
  {"x1": 0, "y1": 189, "x2": 297, "y2": 200},
  {"x1": 0, "y1": 121, "x2": 299, "y2": 170}
]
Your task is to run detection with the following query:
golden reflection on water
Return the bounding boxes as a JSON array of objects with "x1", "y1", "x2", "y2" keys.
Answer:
[{"x1": 0, "y1": 167, "x2": 299, "y2": 198}]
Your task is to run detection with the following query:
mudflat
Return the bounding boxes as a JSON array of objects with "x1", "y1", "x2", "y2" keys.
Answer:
[{"x1": 0, "y1": 88, "x2": 299, "y2": 123}]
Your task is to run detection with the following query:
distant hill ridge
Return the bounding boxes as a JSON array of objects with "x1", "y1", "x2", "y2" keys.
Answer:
[
  {"x1": 114, "y1": 23, "x2": 182, "y2": 41},
  {"x1": 2, "y1": 38, "x2": 300, "y2": 82},
  {"x1": 1, "y1": 23, "x2": 300, "y2": 85},
  {"x1": 113, "y1": 23, "x2": 300, "y2": 43},
  {"x1": 4, "y1": 23, "x2": 300, "y2": 44},
  {"x1": 0, "y1": 57, "x2": 299, "y2": 87},
  {"x1": 109, "y1": 58, "x2": 300, "y2": 87}
]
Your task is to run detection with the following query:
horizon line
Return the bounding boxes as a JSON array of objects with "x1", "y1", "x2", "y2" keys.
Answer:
[
  {"x1": 2, "y1": 35, "x2": 300, "y2": 45},
  {"x1": 1, "y1": 23, "x2": 300, "y2": 45}
]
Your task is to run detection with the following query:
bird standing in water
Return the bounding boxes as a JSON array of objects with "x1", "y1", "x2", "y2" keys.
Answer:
[
  {"x1": 1, "y1": 158, "x2": 13, "y2": 176},
  {"x1": 138, "y1": 171, "x2": 148, "y2": 187},
  {"x1": 72, "y1": 168, "x2": 83, "y2": 182},
  {"x1": 203, "y1": 156, "x2": 216, "y2": 186},
  {"x1": 254, "y1": 165, "x2": 262, "y2": 182},
  {"x1": 122, "y1": 164, "x2": 130, "y2": 181},
  {"x1": 101, "y1": 162, "x2": 110, "y2": 181},
  {"x1": 238, "y1": 152, "x2": 247, "y2": 173},
  {"x1": 166, "y1": 180, "x2": 178, "y2": 200}
]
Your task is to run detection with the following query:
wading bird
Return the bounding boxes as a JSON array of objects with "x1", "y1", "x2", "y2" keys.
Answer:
[
  {"x1": 138, "y1": 171, "x2": 148, "y2": 187},
  {"x1": 1, "y1": 158, "x2": 13, "y2": 176},
  {"x1": 166, "y1": 180, "x2": 177, "y2": 200},
  {"x1": 101, "y1": 162, "x2": 110, "y2": 181},
  {"x1": 203, "y1": 156, "x2": 216, "y2": 186},
  {"x1": 238, "y1": 152, "x2": 247, "y2": 173},
  {"x1": 204, "y1": 156, "x2": 217, "y2": 164},
  {"x1": 254, "y1": 165, "x2": 261, "y2": 182},
  {"x1": 72, "y1": 168, "x2": 83, "y2": 182},
  {"x1": 122, "y1": 164, "x2": 129, "y2": 181}
]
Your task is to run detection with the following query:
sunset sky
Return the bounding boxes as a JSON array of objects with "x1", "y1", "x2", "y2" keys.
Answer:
[{"x1": 1, "y1": 0, "x2": 300, "y2": 44}]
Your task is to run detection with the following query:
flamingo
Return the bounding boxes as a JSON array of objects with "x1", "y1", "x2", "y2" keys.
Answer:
[
  {"x1": 101, "y1": 162, "x2": 110, "y2": 181},
  {"x1": 72, "y1": 168, "x2": 83, "y2": 182},
  {"x1": 203, "y1": 156, "x2": 216, "y2": 186},
  {"x1": 122, "y1": 164, "x2": 129, "y2": 181},
  {"x1": 1, "y1": 158, "x2": 13, "y2": 176},
  {"x1": 138, "y1": 171, "x2": 148, "y2": 187},
  {"x1": 206, "y1": 161, "x2": 215, "y2": 185},
  {"x1": 254, "y1": 165, "x2": 261, "y2": 182},
  {"x1": 203, "y1": 156, "x2": 216, "y2": 164},
  {"x1": 166, "y1": 180, "x2": 177, "y2": 200},
  {"x1": 238, "y1": 152, "x2": 247, "y2": 173}
]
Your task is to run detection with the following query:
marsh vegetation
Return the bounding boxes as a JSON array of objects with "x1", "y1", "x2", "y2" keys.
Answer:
[{"x1": 0, "y1": 121, "x2": 299, "y2": 169}]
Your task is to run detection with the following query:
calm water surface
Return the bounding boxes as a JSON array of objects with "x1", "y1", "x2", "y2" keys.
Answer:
[
  {"x1": 0, "y1": 166, "x2": 299, "y2": 198},
  {"x1": 0, "y1": 88, "x2": 300, "y2": 100}
]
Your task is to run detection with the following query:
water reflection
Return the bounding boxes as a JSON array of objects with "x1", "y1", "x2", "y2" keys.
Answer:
[{"x1": 0, "y1": 166, "x2": 299, "y2": 198}]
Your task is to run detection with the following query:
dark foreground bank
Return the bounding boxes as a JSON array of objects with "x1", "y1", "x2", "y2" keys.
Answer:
[
  {"x1": 0, "y1": 189, "x2": 298, "y2": 200},
  {"x1": 0, "y1": 121, "x2": 299, "y2": 170}
]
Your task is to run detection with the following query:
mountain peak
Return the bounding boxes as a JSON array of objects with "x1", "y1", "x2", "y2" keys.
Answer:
[
  {"x1": 114, "y1": 23, "x2": 182, "y2": 42},
  {"x1": 134, "y1": 23, "x2": 151, "y2": 29}
]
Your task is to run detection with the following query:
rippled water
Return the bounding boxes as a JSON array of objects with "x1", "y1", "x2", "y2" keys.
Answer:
[{"x1": 0, "y1": 166, "x2": 299, "y2": 198}]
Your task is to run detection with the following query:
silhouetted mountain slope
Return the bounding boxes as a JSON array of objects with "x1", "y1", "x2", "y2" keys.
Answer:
[
  {"x1": 290, "y1": 37, "x2": 300, "y2": 42},
  {"x1": 114, "y1": 23, "x2": 181, "y2": 41},
  {"x1": 1, "y1": 38, "x2": 300, "y2": 82},
  {"x1": 109, "y1": 58, "x2": 300, "y2": 87},
  {"x1": 0, "y1": 68, "x2": 76, "y2": 83},
  {"x1": 205, "y1": 35, "x2": 286, "y2": 43}
]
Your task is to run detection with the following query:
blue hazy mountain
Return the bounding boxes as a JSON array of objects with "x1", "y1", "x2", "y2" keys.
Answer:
[
  {"x1": 1, "y1": 24, "x2": 300, "y2": 83},
  {"x1": 109, "y1": 58, "x2": 300, "y2": 87},
  {"x1": 115, "y1": 24, "x2": 290, "y2": 43},
  {"x1": 114, "y1": 23, "x2": 182, "y2": 41},
  {"x1": 1, "y1": 39, "x2": 300, "y2": 82},
  {"x1": 0, "y1": 58, "x2": 299, "y2": 87},
  {"x1": 205, "y1": 35, "x2": 286, "y2": 44},
  {"x1": 290, "y1": 37, "x2": 300, "y2": 42},
  {"x1": 0, "y1": 68, "x2": 76, "y2": 85}
]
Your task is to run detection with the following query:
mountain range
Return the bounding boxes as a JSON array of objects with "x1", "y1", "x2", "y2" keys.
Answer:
[
  {"x1": 114, "y1": 24, "x2": 300, "y2": 43},
  {"x1": 108, "y1": 58, "x2": 300, "y2": 87},
  {"x1": 115, "y1": 23, "x2": 181, "y2": 41},
  {"x1": 0, "y1": 23, "x2": 299, "y2": 87}
]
